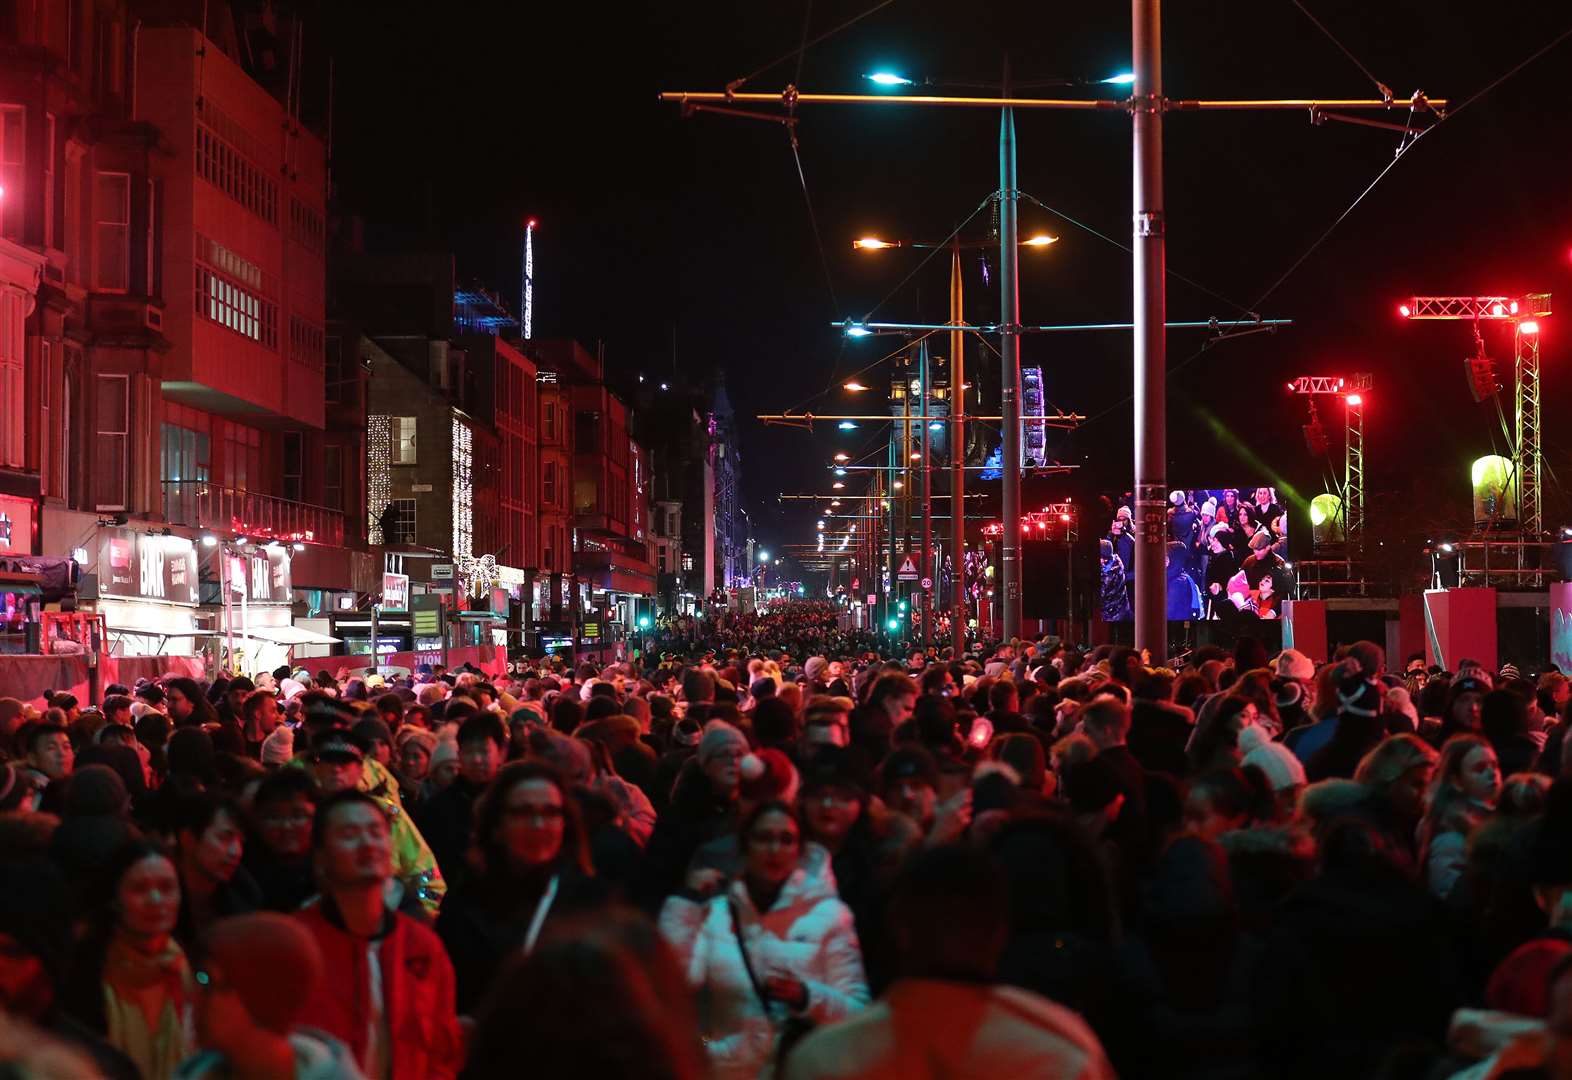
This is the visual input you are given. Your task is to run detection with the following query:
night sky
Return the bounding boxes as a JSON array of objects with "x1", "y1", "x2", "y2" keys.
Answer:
[{"x1": 323, "y1": 0, "x2": 1572, "y2": 585}]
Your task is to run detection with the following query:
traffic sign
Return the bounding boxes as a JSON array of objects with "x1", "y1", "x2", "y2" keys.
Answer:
[
  {"x1": 897, "y1": 555, "x2": 919, "y2": 581},
  {"x1": 920, "y1": 576, "x2": 932, "y2": 590}
]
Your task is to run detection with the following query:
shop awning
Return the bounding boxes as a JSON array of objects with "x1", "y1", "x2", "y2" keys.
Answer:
[{"x1": 240, "y1": 625, "x2": 342, "y2": 646}]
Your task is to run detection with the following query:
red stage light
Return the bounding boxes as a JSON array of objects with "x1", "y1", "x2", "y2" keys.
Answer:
[
  {"x1": 1521, "y1": 321, "x2": 1540, "y2": 335},
  {"x1": 1510, "y1": 301, "x2": 1520, "y2": 315},
  {"x1": 1345, "y1": 393, "x2": 1362, "y2": 406},
  {"x1": 1059, "y1": 513, "x2": 1071, "y2": 523},
  {"x1": 1399, "y1": 304, "x2": 1411, "y2": 318},
  {"x1": 1492, "y1": 303, "x2": 1505, "y2": 316}
]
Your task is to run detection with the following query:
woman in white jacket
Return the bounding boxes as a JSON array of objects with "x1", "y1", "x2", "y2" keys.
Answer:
[{"x1": 660, "y1": 800, "x2": 870, "y2": 1080}]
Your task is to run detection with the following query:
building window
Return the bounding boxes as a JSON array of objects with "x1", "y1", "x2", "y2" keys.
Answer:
[
  {"x1": 386, "y1": 498, "x2": 416, "y2": 545},
  {"x1": 144, "y1": 178, "x2": 159, "y2": 296},
  {"x1": 657, "y1": 548, "x2": 666, "y2": 574},
  {"x1": 543, "y1": 461, "x2": 556, "y2": 507},
  {"x1": 194, "y1": 118, "x2": 278, "y2": 224},
  {"x1": 195, "y1": 236, "x2": 277, "y2": 349},
  {"x1": 43, "y1": 114, "x2": 55, "y2": 249},
  {"x1": 324, "y1": 336, "x2": 343, "y2": 404},
  {"x1": 94, "y1": 373, "x2": 128, "y2": 510},
  {"x1": 323, "y1": 444, "x2": 343, "y2": 510},
  {"x1": 0, "y1": 290, "x2": 22, "y2": 467},
  {"x1": 392, "y1": 417, "x2": 417, "y2": 464},
  {"x1": 289, "y1": 197, "x2": 325, "y2": 255},
  {"x1": 94, "y1": 171, "x2": 130, "y2": 291},
  {"x1": 682, "y1": 552, "x2": 694, "y2": 572},
  {"x1": 38, "y1": 339, "x2": 51, "y2": 495},
  {"x1": 667, "y1": 509, "x2": 678, "y2": 537},
  {"x1": 289, "y1": 316, "x2": 324, "y2": 371},
  {"x1": 282, "y1": 432, "x2": 302, "y2": 502},
  {"x1": 222, "y1": 420, "x2": 261, "y2": 492},
  {"x1": 575, "y1": 410, "x2": 599, "y2": 452},
  {"x1": 0, "y1": 106, "x2": 22, "y2": 240},
  {"x1": 543, "y1": 399, "x2": 556, "y2": 441}
]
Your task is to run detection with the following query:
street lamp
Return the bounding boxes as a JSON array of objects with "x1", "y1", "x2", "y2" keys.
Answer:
[
  {"x1": 863, "y1": 72, "x2": 913, "y2": 87},
  {"x1": 1102, "y1": 72, "x2": 1136, "y2": 84},
  {"x1": 1022, "y1": 234, "x2": 1058, "y2": 247},
  {"x1": 845, "y1": 323, "x2": 872, "y2": 338},
  {"x1": 758, "y1": 550, "x2": 770, "y2": 563},
  {"x1": 843, "y1": 381, "x2": 870, "y2": 392},
  {"x1": 833, "y1": 452, "x2": 850, "y2": 462}
]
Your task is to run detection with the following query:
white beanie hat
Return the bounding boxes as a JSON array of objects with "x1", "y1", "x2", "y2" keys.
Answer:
[
  {"x1": 1275, "y1": 649, "x2": 1316, "y2": 682},
  {"x1": 260, "y1": 725, "x2": 295, "y2": 767},
  {"x1": 1239, "y1": 724, "x2": 1307, "y2": 791}
]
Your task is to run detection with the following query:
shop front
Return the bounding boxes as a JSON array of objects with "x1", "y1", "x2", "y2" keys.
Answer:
[
  {"x1": 209, "y1": 544, "x2": 338, "y2": 675},
  {"x1": 94, "y1": 529, "x2": 205, "y2": 657}
]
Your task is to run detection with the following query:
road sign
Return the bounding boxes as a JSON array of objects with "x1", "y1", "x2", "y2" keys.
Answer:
[
  {"x1": 920, "y1": 576, "x2": 933, "y2": 590},
  {"x1": 897, "y1": 555, "x2": 919, "y2": 581},
  {"x1": 431, "y1": 563, "x2": 455, "y2": 580}
]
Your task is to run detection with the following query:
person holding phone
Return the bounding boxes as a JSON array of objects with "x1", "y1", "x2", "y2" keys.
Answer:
[{"x1": 659, "y1": 801, "x2": 869, "y2": 1079}]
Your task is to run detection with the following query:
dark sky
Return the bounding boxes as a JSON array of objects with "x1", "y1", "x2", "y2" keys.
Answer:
[{"x1": 324, "y1": 0, "x2": 1572, "y2": 584}]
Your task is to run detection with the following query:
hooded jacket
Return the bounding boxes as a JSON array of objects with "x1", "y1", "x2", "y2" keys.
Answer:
[
  {"x1": 293, "y1": 896, "x2": 462, "y2": 1080},
  {"x1": 660, "y1": 866, "x2": 870, "y2": 1080},
  {"x1": 1165, "y1": 543, "x2": 1203, "y2": 621}
]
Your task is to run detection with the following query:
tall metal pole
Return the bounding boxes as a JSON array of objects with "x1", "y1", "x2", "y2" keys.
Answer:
[
  {"x1": 1132, "y1": 0, "x2": 1168, "y2": 663},
  {"x1": 920, "y1": 337, "x2": 932, "y2": 649},
  {"x1": 999, "y1": 104, "x2": 1022, "y2": 644},
  {"x1": 949, "y1": 243, "x2": 967, "y2": 658}
]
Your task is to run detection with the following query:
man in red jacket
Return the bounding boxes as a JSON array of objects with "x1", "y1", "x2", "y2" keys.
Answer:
[{"x1": 295, "y1": 790, "x2": 463, "y2": 1079}]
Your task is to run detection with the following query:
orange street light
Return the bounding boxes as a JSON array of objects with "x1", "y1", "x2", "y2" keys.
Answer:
[
  {"x1": 853, "y1": 237, "x2": 898, "y2": 250},
  {"x1": 844, "y1": 381, "x2": 870, "y2": 392},
  {"x1": 833, "y1": 452, "x2": 850, "y2": 462},
  {"x1": 1022, "y1": 234, "x2": 1058, "y2": 247}
]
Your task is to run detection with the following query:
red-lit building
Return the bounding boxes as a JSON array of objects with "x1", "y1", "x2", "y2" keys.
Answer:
[
  {"x1": 531, "y1": 339, "x2": 654, "y2": 655},
  {"x1": 2, "y1": 3, "x2": 363, "y2": 670}
]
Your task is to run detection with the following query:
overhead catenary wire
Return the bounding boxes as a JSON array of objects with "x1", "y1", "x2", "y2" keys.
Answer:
[
  {"x1": 728, "y1": 0, "x2": 900, "y2": 93},
  {"x1": 1289, "y1": 0, "x2": 1394, "y2": 102}
]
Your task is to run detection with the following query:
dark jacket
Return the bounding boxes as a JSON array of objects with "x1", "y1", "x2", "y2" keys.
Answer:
[
  {"x1": 415, "y1": 776, "x2": 487, "y2": 887},
  {"x1": 1128, "y1": 701, "x2": 1193, "y2": 778},
  {"x1": 242, "y1": 845, "x2": 316, "y2": 913},
  {"x1": 633, "y1": 758, "x2": 738, "y2": 911},
  {"x1": 434, "y1": 863, "x2": 604, "y2": 1015}
]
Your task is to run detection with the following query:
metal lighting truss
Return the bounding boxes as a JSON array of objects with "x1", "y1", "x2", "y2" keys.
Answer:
[
  {"x1": 1289, "y1": 374, "x2": 1371, "y2": 549},
  {"x1": 1401, "y1": 293, "x2": 1551, "y2": 535}
]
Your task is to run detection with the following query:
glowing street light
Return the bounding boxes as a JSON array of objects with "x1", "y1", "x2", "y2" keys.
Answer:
[
  {"x1": 834, "y1": 467, "x2": 847, "y2": 476},
  {"x1": 843, "y1": 381, "x2": 870, "y2": 392},
  {"x1": 852, "y1": 237, "x2": 897, "y2": 250},
  {"x1": 833, "y1": 452, "x2": 850, "y2": 462},
  {"x1": 832, "y1": 481, "x2": 845, "y2": 490},
  {"x1": 864, "y1": 71, "x2": 913, "y2": 87},
  {"x1": 844, "y1": 323, "x2": 872, "y2": 338},
  {"x1": 758, "y1": 550, "x2": 771, "y2": 563},
  {"x1": 1022, "y1": 233, "x2": 1058, "y2": 247},
  {"x1": 1102, "y1": 72, "x2": 1136, "y2": 85},
  {"x1": 838, "y1": 421, "x2": 858, "y2": 430}
]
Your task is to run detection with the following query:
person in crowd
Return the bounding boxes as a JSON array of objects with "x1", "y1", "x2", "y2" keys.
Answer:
[
  {"x1": 61, "y1": 840, "x2": 195, "y2": 1080},
  {"x1": 1420, "y1": 733, "x2": 1502, "y2": 899},
  {"x1": 244, "y1": 768, "x2": 320, "y2": 912},
  {"x1": 462, "y1": 909, "x2": 708, "y2": 1080},
  {"x1": 173, "y1": 793, "x2": 259, "y2": 952},
  {"x1": 1351, "y1": 734, "x2": 1439, "y2": 861},
  {"x1": 175, "y1": 912, "x2": 363, "y2": 1079},
  {"x1": 435, "y1": 761, "x2": 603, "y2": 1015},
  {"x1": 661, "y1": 800, "x2": 869, "y2": 1080},
  {"x1": 782, "y1": 843, "x2": 1114, "y2": 1080},
  {"x1": 417, "y1": 712, "x2": 507, "y2": 886},
  {"x1": 165, "y1": 679, "x2": 219, "y2": 731},
  {"x1": 637, "y1": 719, "x2": 747, "y2": 908},
  {"x1": 849, "y1": 674, "x2": 917, "y2": 765},
  {"x1": 1165, "y1": 542, "x2": 1203, "y2": 621},
  {"x1": 1484, "y1": 687, "x2": 1544, "y2": 777},
  {"x1": 294, "y1": 790, "x2": 462, "y2": 1079},
  {"x1": 309, "y1": 728, "x2": 444, "y2": 917},
  {"x1": 21, "y1": 721, "x2": 74, "y2": 814}
]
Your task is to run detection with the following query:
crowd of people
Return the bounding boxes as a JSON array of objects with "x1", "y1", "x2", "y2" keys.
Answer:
[
  {"x1": 1103, "y1": 489, "x2": 1292, "y2": 623},
  {"x1": 4, "y1": 599, "x2": 1572, "y2": 1078}
]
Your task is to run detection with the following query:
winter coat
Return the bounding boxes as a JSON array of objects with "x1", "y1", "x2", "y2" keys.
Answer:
[
  {"x1": 1165, "y1": 558, "x2": 1203, "y2": 621},
  {"x1": 635, "y1": 761, "x2": 739, "y2": 910},
  {"x1": 1100, "y1": 557, "x2": 1132, "y2": 623},
  {"x1": 1128, "y1": 701, "x2": 1193, "y2": 778},
  {"x1": 660, "y1": 868, "x2": 870, "y2": 1080},
  {"x1": 293, "y1": 896, "x2": 463, "y2": 1080},
  {"x1": 415, "y1": 777, "x2": 486, "y2": 887},
  {"x1": 435, "y1": 864, "x2": 606, "y2": 1015},
  {"x1": 780, "y1": 978, "x2": 1115, "y2": 1080},
  {"x1": 174, "y1": 1028, "x2": 366, "y2": 1079}
]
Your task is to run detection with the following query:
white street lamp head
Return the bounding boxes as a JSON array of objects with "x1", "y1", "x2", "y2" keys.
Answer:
[
  {"x1": 1102, "y1": 72, "x2": 1136, "y2": 85},
  {"x1": 844, "y1": 323, "x2": 872, "y2": 338},
  {"x1": 863, "y1": 72, "x2": 913, "y2": 86},
  {"x1": 758, "y1": 550, "x2": 770, "y2": 563}
]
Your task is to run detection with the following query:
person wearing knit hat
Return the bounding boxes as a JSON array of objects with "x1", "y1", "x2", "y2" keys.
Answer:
[
  {"x1": 260, "y1": 724, "x2": 296, "y2": 768},
  {"x1": 1239, "y1": 723, "x2": 1308, "y2": 807},
  {"x1": 804, "y1": 655, "x2": 830, "y2": 686},
  {"x1": 698, "y1": 719, "x2": 748, "y2": 767},
  {"x1": 738, "y1": 748, "x2": 800, "y2": 810},
  {"x1": 181, "y1": 912, "x2": 363, "y2": 1079},
  {"x1": 1275, "y1": 649, "x2": 1316, "y2": 683},
  {"x1": 425, "y1": 735, "x2": 461, "y2": 794},
  {"x1": 396, "y1": 727, "x2": 437, "y2": 785}
]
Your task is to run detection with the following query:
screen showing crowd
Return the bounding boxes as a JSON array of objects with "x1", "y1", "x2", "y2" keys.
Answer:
[{"x1": 1100, "y1": 488, "x2": 1291, "y2": 622}]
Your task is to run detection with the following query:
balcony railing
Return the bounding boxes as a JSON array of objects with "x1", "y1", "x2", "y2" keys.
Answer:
[{"x1": 162, "y1": 481, "x2": 346, "y2": 547}]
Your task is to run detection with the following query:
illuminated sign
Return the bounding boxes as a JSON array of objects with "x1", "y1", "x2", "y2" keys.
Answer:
[
  {"x1": 382, "y1": 572, "x2": 410, "y2": 612},
  {"x1": 98, "y1": 530, "x2": 200, "y2": 605}
]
